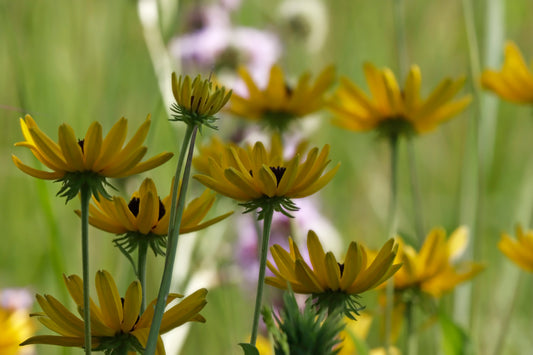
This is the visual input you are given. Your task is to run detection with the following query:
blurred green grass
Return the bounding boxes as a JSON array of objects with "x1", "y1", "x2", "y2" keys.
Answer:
[{"x1": 1, "y1": 0, "x2": 533, "y2": 354}]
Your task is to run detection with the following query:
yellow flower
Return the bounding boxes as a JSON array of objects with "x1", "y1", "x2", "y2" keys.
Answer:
[
  {"x1": 12, "y1": 115, "x2": 173, "y2": 200},
  {"x1": 21, "y1": 270, "x2": 207, "y2": 354},
  {"x1": 329, "y1": 63, "x2": 471, "y2": 137},
  {"x1": 194, "y1": 135, "x2": 339, "y2": 216},
  {"x1": 0, "y1": 307, "x2": 34, "y2": 355},
  {"x1": 75, "y1": 177, "x2": 233, "y2": 255},
  {"x1": 192, "y1": 135, "x2": 237, "y2": 175},
  {"x1": 393, "y1": 227, "x2": 484, "y2": 297},
  {"x1": 171, "y1": 73, "x2": 232, "y2": 129},
  {"x1": 229, "y1": 65, "x2": 335, "y2": 130},
  {"x1": 266, "y1": 230, "x2": 401, "y2": 318},
  {"x1": 499, "y1": 225, "x2": 533, "y2": 272},
  {"x1": 481, "y1": 41, "x2": 533, "y2": 103}
]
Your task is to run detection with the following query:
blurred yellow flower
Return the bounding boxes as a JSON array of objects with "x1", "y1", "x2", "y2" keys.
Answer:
[
  {"x1": 229, "y1": 65, "x2": 335, "y2": 130},
  {"x1": 394, "y1": 227, "x2": 484, "y2": 297},
  {"x1": 75, "y1": 177, "x2": 233, "y2": 254},
  {"x1": 329, "y1": 63, "x2": 471, "y2": 137},
  {"x1": 194, "y1": 134, "x2": 339, "y2": 216},
  {"x1": 171, "y1": 73, "x2": 232, "y2": 129},
  {"x1": 193, "y1": 135, "x2": 237, "y2": 175},
  {"x1": 499, "y1": 225, "x2": 533, "y2": 272},
  {"x1": 266, "y1": 230, "x2": 401, "y2": 318},
  {"x1": 21, "y1": 270, "x2": 207, "y2": 354},
  {"x1": 12, "y1": 115, "x2": 173, "y2": 200},
  {"x1": 481, "y1": 41, "x2": 533, "y2": 103},
  {"x1": 0, "y1": 307, "x2": 34, "y2": 355}
]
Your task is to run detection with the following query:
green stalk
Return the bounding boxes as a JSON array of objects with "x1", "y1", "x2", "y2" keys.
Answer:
[
  {"x1": 405, "y1": 298, "x2": 417, "y2": 355},
  {"x1": 144, "y1": 124, "x2": 198, "y2": 354},
  {"x1": 250, "y1": 205, "x2": 275, "y2": 346},
  {"x1": 384, "y1": 135, "x2": 399, "y2": 354},
  {"x1": 80, "y1": 183, "x2": 92, "y2": 354},
  {"x1": 407, "y1": 141, "x2": 425, "y2": 244},
  {"x1": 137, "y1": 240, "x2": 149, "y2": 314}
]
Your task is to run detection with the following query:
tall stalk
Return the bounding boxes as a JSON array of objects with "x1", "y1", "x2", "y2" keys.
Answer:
[
  {"x1": 384, "y1": 135, "x2": 399, "y2": 354},
  {"x1": 250, "y1": 206, "x2": 275, "y2": 346},
  {"x1": 144, "y1": 124, "x2": 198, "y2": 354},
  {"x1": 137, "y1": 240, "x2": 149, "y2": 313},
  {"x1": 80, "y1": 184, "x2": 92, "y2": 354}
]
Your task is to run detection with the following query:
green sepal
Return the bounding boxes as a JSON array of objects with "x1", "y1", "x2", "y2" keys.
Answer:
[
  {"x1": 113, "y1": 231, "x2": 167, "y2": 257},
  {"x1": 55, "y1": 171, "x2": 115, "y2": 203},
  {"x1": 376, "y1": 117, "x2": 416, "y2": 141},
  {"x1": 313, "y1": 291, "x2": 365, "y2": 321},
  {"x1": 92, "y1": 333, "x2": 144, "y2": 354},
  {"x1": 170, "y1": 103, "x2": 219, "y2": 133},
  {"x1": 238, "y1": 343, "x2": 260, "y2": 355},
  {"x1": 240, "y1": 196, "x2": 299, "y2": 220}
]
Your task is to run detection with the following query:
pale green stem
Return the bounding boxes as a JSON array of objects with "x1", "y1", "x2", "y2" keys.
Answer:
[
  {"x1": 80, "y1": 184, "x2": 92, "y2": 354},
  {"x1": 405, "y1": 298, "x2": 417, "y2": 355},
  {"x1": 144, "y1": 124, "x2": 198, "y2": 354},
  {"x1": 492, "y1": 271, "x2": 525, "y2": 355},
  {"x1": 407, "y1": 140, "x2": 424, "y2": 244},
  {"x1": 138, "y1": 240, "x2": 149, "y2": 314},
  {"x1": 250, "y1": 205, "x2": 275, "y2": 346},
  {"x1": 385, "y1": 135, "x2": 399, "y2": 354}
]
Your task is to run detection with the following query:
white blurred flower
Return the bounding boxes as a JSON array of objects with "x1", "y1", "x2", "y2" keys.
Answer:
[{"x1": 278, "y1": 0, "x2": 328, "y2": 53}]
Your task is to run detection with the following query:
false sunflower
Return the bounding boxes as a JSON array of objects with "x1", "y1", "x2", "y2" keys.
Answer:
[
  {"x1": 499, "y1": 225, "x2": 533, "y2": 272},
  {"x1": 265, "y1": 230, "x2": 401, "y2": 318},
  {"x1": 329, "y1": 63, "x2": 471, "y2": 138},
  {"x1": 194, "y1": 134, "x2": 339, "y2": 217},
  {"x1": 481, "y1": 41, "x2": 533, "y2": 103},
  {"x1": 21, "y1": 270, "x2": 207, "y2": 354},
  {"x1": 76, "y1": 177, "x2": 233, "y2": 256},
  {"x1": 170, "y1": 73, "x2": 232, "y2": 129},
  {"x1": 229, "y1": 65, "x2": 335, "y2": 130},
  {"x1": 12, "y1": 115, "x2": 173, "y2": 201},
  {"x1": 393, "y1": 227, "x2": 484, "y2": 297}
]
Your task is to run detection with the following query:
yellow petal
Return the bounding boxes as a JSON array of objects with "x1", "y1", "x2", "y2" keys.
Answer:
[
  {"x1": 95, "y1": 270, "x2": 123, "y2": 330},
  {"x1": 58, "y1": 124, "x2": 84, "y2": 171},
  {"x1": 122, "y1": 280, "x2": 142, "y2": 332}
]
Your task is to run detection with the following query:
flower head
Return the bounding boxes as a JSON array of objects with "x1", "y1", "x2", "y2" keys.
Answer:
[
  {"x1": 481, "y1": 41, "x2": 533, "y2": 103},
  {"x1": 329, "y1": 63, "x2": 471, "y2": 138},
  {"x1": 21, "y1": 270, "x2": 207, "y2": 354},
  {"x1": 12, "y1": 115, "x2": 173, "y2": 201},
  {"x1": 229, "y1": 65, "x2": 336, "y2": 131},
  {"x1": 499, "y1": 225, "x2": 533, "y2": 272},
  {"x1": 393, "y1": 227, "x2": 484, "y2": 297},
  {"x1": 266, "y1": 230, "x2": 401, "y2": 318},
  {"x1": 170, "y1": 73, "x2": 232, "y2": 130},
  {"x1": 194, "y1": 135, "x2": 339, "y2": 217},
  {"x1": 76, "y1": 178, "x2": 233, "y2": 256}
]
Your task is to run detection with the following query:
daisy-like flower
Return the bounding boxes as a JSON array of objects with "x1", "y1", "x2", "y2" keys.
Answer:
[
  {"x1": 481, "y1": 41, "x2": 533, "y2": 103},
  {"x1": 21, "y1": 270, "x2": 207, "y2": 354},
  {"x1": 194, "y1": 134, "x2": 339, "y2": 217},
  {"x1": 229, "y1": 65, "x2": 336, "y2": 131},
  {"x1": 12, "y1": 115, "x2": 173, "y2": 201},
  {"x1": 266, "y1": 230, "x2": 401, "y2": 318},
  {"x1": 393, "y1": 227, "x2": 484, "y2": 297},
  {"x1": 170, "y1": 73, "x2": 232, "y2": 130},
  {"x1": 329, "y1": 63, "x2": 471, "y2": 138},
  {"x1": 499, "y1": 225, "x2": 533, "y2": 272},
  {"x1": 76, "y1": 177, "x2": 233, "y2": 256}
]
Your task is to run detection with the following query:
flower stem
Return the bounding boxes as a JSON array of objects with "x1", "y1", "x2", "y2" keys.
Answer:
[
  {"x1": 407, "y1": 140, "x2": 424, "y2": 244},
  {"x1": 144, "y1": 124, "x2": 198, "y2": 354},
  {"x1": 138, "y1": 240, "x2": 149, "y2": 314},
  {"x1": 405, "y1": 298, "x2": 417, "y2": 355},
  {"x1": 80, "y1": 183, "x2": 92, "y2": 354},
  {"x1": 250, "y1": 205, "x2": 275, "y2": 346},
  {"x1": 385, "y1": 134, "x2": 399, "y2": 354}
]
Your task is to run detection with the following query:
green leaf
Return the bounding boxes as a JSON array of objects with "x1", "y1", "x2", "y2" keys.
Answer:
[
  {"x1": 239, "y1": 343, "x2": 260, "y2": 355},
  {"x1": 438, "y1": 312, "x2": 473, "y2": 355}
]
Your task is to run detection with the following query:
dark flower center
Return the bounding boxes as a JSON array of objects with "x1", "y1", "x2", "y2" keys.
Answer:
[
  {"x1": 77, "y1": 139, "x2": 85, "y2": 153},
  {"x1": 249, "y1": 166, "x2": 286, "y2": 187},
  {"x1": 128, "y1": 197, "x2": 166, "y2": 221},
  {"x1": 270, "y1": 166, "x2": 286, "y2": 186},
  {"x1": 338, "y1": 263, "x2": 345, "y2": 277}
]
